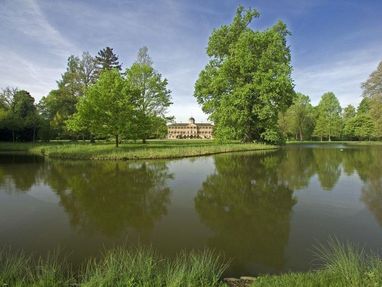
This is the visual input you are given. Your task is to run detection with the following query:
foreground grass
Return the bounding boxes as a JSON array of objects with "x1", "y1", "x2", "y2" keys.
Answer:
[
  {"x1": 0, "y1": 140, "x2": 276, "y2": 160},
  {"x1": 0, "y1": 247, "x2": 227, "y2": 287},
  {"x1": 253, "y1": 239, "x2": 382, "y2": 287},
  {"x1": 2, "y1": 241, "x2": 382, "y2": 286}
]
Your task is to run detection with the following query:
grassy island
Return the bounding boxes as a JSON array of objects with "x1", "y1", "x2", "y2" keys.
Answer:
[{"x1": 0, "y1": 140, "x2": 277, "y2": 160}]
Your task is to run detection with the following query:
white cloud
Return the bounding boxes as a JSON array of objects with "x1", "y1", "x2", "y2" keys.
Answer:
[
  {"x1": 1, "y1": 0, "x2": 381, "y2": 121},
  {"x1": 0, "y1": 0, "x2": 79, "y2": 99},
  {"x1": 294, "y1": 46, "x2": 382, "y2": 107},
  {"x1": 0, "y1": 0, "x2": 78, "y2": 57}
]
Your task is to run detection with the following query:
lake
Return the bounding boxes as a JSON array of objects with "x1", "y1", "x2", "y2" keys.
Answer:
[{"x1": 1, "y1": 144, "x2": 382, "y2": 276}]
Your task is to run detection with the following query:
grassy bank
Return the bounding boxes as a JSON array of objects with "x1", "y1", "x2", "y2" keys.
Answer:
[
  {"x1": 0, "y1": 140, "x2": 276, "y2": 160},
  {"x1": 0, "y1": 247, "x2": 227, "y2": 287},
  {"x1": 253, "y1": 239, "x2": 382, "y2": 287},
  {"x1": 1, "y1": 241, "x2": 382, "y2": 286}
]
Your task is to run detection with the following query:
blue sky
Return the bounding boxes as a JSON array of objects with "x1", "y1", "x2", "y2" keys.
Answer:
[{"x1": 1, "y1": 0, "x2": 382, "y2": 122}]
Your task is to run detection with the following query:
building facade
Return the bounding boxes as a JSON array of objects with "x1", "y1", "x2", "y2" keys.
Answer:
[{"x1": 167, "y1": 117, "x2": 214, "y2": 139}]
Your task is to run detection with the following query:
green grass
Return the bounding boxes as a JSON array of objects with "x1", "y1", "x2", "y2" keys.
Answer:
[
  {"x1": 252, "y1": 238, "x2": 382, "y2": 287},
  {"x1": 0, "y1": 140, "x2": 277, "y2": 160},
  {"x1": 1, "y1": 241, "x2": 382, "y2": 286},
  {"x1": 0, "y1": 247, "x2": 228, "y2": 287}
]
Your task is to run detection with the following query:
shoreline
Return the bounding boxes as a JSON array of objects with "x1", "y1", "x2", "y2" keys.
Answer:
[
  {"x1": 1, "y1": 140, "x2": 382, "y2": 161},
  {"x1": 0, "y1": 140, "x2": 277, "y2": 161}
]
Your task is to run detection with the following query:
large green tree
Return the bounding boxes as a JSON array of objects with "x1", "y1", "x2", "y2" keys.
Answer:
[
  {"x1": 39, "y1": 53, "x2": 97, "y2": 139},
  {"x1": 313, "y1": 92, "x2": 342, "y2": 141},
  {"x1": 125, "y1": 47, "x2": 172, "y2": 143},
  {"x1": 67, "y1": 69, "x2": 133, "y2": 147},
  {"x1": 362, "y1": 61, "x2": 382, "y2": 99},
  {"x1": 194, "y1": 6, "x2": 295, "y2": 143},
  {"x1": 362, "y1": 61, "x2": 382, "y2": 138}
]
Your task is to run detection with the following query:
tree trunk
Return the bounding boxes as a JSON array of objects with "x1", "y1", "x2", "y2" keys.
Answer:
[
  {"x1": 12, "y1": 130, "x2": 15, "y2": 143},
  {"x1": 115, "y1": 134, "x2": 119, "y2": 147},
  {"x1": 299, "y1": 128, "x2": 303, "y2": 141},
  {"x1": 33, "y1": 126, "x2": 36, "y2": 143},
  {"x1": 142, "y1": 138, "x2": 146, "y2": 144},
  {"x1": 328, "y1": 134, "x2": 331, "y2": 142},
  {"x1": 320, "y1": 136, "x2": 322, "y2": 142},
  {"x1": 90, "y1": 134, "x2": 95, "y2": 143}
]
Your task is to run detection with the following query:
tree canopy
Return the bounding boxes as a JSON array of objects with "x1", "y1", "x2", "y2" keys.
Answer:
[
  {"x1": 125, "y1": 47, "x2": 172, "y2": 142},
  {"x1": 2, "y1": 7, "x2": 382, "y2": 144},
  {"x1": 194, "y1": 6, "x2": 295, "y2": 143},
  {"x1": 284, "y1": 93, "x2": 314, "y2": 141},
  {"x1": 362, "y1": 61, "x2": 382, "y2": 138},
  {"x1": 313, "y1": 92, "x2": 342, "y2": 141},
  {"x1": 67, "y1": 69, "x2": 133, "y2": 147},
  {"x1": 95, "y1": 47, "x2": 122, "y2": 74}
]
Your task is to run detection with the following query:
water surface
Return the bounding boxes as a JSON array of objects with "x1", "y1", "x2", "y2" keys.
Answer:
[{"x1": 1, "y1": 144, "x2": 382, "y2": 276}]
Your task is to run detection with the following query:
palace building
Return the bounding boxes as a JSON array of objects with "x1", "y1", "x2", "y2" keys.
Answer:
[{"x1": 167, "y1": 117, "x2": 214, "y2": 139}]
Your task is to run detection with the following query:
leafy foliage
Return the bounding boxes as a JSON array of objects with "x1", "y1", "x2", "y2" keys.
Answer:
[
  {"x1": 95, "y1": 46, "x2": 122, "y2": 75},
  {"x1": 0, "y1": 89, "x2": 40, "y2": 142},
  {"x1": 39, "y1": 53, "x2": 97, "y2": 139},
  {"x1": 362, "y1": 61, "x2": 382, "y2": 139},
  {"x1": 313, "y1": 92, "x2": 342, "y2": 141},
  {"x1": 194, "y1": 6, "x2": 295, "y2": 143},
  {"x1": 67, "y1": 69, "x2": 132, "y2": 147},
  {"x1": 125, "y1": 47, "x2": 172, "y2": 142},
  {"x1": 280, "y1": 93, "x2": 315, "y2": 140}
]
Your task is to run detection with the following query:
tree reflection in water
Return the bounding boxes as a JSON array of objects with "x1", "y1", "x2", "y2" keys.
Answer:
[
  {"x1": 194, "y1": 146, "x2": 382, "y2": 274},
  {"x1": 342, "y1": 147, "x2": 382, "y2": 227},
  {"x1": 0, "y1": 154, "x2": 44, "y2": 192},
  {"x1": 42, "y1": 160, "x2": 173, "y2": 237},
  {"x1": 1, "y1": 145, "x2": 382, "y2": 274},
  {"x1": 195, "y1": 151, "x2": 297, "y2": 274}
]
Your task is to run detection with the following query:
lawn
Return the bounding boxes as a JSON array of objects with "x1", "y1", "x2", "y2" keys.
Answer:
[{"x1": 0, "y1": 139, "x2": 277, "y2": 160}]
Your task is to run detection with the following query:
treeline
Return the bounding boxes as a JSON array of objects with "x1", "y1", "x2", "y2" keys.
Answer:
[
  {"x1": 2, "y1": 5, "x2": 381, "y2": 145},
  {"x1": 0, "y1": 47, "x2": 172, "y2": 146},
  {"x1": 278, "y1": 61, "x2": 382, "y2": 141},
  {"x1": 194, "y1": 6, "x2": 382, "y2": 143}
]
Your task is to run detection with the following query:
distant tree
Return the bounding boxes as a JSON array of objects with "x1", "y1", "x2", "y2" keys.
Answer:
[
  {"x1": 0, "y1": 87, "x2": 18, "y2": 109},
  {"x1": 369, "y1": 97, "x2": 382, "y2": 139},
  {"x1": 354, "y1": 98, "x2": 375, "y2": 140},
  {"x1": 6, "y1": 90, "x2": 39, "y2": 142},
  {"x1": 357, "y1": 97, "x2": 371, "y2": 114},
  {"x1": 354, "y1": 114, "x2": 374, "y2": 140},
  {"x1": 313, "y1": 92, "x2": 342, "y2": 141},
  {"x1": 125, "y1": 47, "x2": 172, "y2": 143},
  {"x1": 285, "y1": 93, "x2": 314, "y2": 141},
  {"x1": 80, "y1": 51, "x2": 97, "y2": 88},
  {"x1": 362, "y1": 61, "x2": 382, "y2": 99},
  {"x1": 95, "y1": 47, "x2": 122, "y2": 76},
  {"x1": 362, "y1": 61, "x2": 382, "y2": 139},
  {"x1": 40, "y1": 53, "x2": 97, "y2": 139},
  {"x1": 342, "y1": 104, "x2": 357, "y2": 139},
  {"x1": 67, "y1": 69, "x2": 133, "y2": 147},
  {"x1": 194, "y1": 6, "x2": 295, "y2": 143}
]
